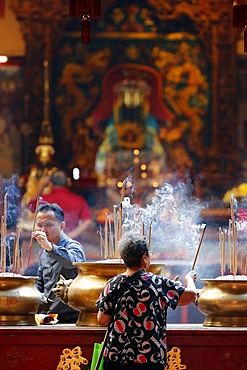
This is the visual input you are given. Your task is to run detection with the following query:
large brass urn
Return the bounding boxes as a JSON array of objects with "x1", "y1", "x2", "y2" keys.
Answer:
[
  {"x1": 54, "y1": 261, "x2": 166, "y2": 326},
  {"x1": 0, "y1": 274, "x2": 42, "y2": 326},
  {"x1": 197, "y1": 277, "x2": 247, "y2": 327}
]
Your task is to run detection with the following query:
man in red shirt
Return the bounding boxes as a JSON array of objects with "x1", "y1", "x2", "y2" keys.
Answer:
[{"x1": 28, "y1": 170, "x2": 93, "y2": 241}]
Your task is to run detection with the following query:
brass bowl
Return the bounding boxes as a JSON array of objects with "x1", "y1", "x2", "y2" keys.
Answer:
[
  {"x1": 197, "y1": 278, "x2": 247, "y2": 327},
  {"x1": 0, "y1": 275, "x2": 42, "y2": 326},
  {"x1": 63, "y1": 261, "x2": 166, "y2": 326}
]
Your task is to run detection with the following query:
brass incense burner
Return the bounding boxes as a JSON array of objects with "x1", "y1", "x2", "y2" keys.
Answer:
[
  {"x1": 54, "y1": 261, "x2": 166, "y2": 326},
  {"x1": 0, "y1": 275, "x2": 42, "y2": 326},
  {"x1": 196, "y1": 277, "x2": 247, "y2": 327}
]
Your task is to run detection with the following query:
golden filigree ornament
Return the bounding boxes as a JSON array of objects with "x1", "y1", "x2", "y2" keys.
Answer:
[
  {"x1": 165, "y1": 347, "x2": 187, "y2": 370},
  {"x1": 56, "y1": 345, "x2": 184, "y2": 370},
  {"x1": 57, "y1": 346, "x2": 88, "y2": 370},
  {"x1": 35, "y1": 141, "x2": 55, "y2": 166},
  {"x1": 35, "y1": 60, "x2": 55, "y2": 166}
]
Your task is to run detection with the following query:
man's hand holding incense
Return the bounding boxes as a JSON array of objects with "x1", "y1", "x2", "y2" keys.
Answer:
[{"x1": 32, "y1": 231, "x2": 53, "y2": 252}]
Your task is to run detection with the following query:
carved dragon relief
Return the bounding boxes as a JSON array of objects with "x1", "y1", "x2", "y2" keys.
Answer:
[{"x1": 137, "y1": 0, "x2": 239, "y2": 182}]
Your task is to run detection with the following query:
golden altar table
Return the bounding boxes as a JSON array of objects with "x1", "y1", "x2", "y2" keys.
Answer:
[{"x1": 0, "y1": 324, "x2": 246, "y2": 370}]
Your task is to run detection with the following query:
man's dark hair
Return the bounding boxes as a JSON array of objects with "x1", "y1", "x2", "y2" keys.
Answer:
[
  {"x1": 37, "y1": 203, "x2": 64, "y2": 222},
  {"x1": 50, "y1": 171, "x2": 68, "y2": 187},
  {"x1": 118, "y1": 233, "x2": 149, "y2": 267}
]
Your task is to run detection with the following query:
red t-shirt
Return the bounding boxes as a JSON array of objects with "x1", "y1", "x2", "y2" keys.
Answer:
[
  {"x1": 237, "y1": 208, "x2": 247, "y2": 221},
  {"x1": 29, "y1": 187, "x2": 92, "y2": 232}
]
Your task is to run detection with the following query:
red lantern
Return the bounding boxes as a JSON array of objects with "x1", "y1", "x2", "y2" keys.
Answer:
[{"x1": 69, "y1": 0, "x2": 101, "y2": 44}]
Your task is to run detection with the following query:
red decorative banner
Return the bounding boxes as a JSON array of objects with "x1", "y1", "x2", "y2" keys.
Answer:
[
  {"x1": 69, "y1": 0, "x2": 101, "y2": 44},
  {"x1": 81, "y1": 14, "x2": 91, "y2": 44}
]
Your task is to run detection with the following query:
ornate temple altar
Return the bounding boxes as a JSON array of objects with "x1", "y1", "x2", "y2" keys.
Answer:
[
  {"x1": 0, "y1": 324, "x2": 246, "y2": 370},
  {"x1": 8, "y1": 0, "x2": 240, "y2": 199}
]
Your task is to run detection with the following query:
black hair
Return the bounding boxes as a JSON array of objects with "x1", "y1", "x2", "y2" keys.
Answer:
[
  {"x1": 50, "y1": 171, "x2": 68, "y2": 187},
  {"x1": 118, "y1": 232, "x2": 149, "y2": 267},
  {"x1": 37, "y1": 203, "x2": 64, "y2": 222}
]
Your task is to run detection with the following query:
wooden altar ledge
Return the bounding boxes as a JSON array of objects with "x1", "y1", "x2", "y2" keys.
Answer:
[{"x1": 0, "y1": 324, "x2": 246, "y2": 370}]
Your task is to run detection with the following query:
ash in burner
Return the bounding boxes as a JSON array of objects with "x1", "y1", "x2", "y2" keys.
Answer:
[{"x1": 215, "y1": 275, "x2": 247, "y2": 280}]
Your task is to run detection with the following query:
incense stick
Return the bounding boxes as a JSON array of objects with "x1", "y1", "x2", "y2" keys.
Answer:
[
  {"x1": 119, "y1": 203, "x2": 123, "y2": 239},
  {"x1": 191, "y1": 224, "x2": 207, "y2": 270},
  {"x1": 0, "y1": 216, "x2": 3, "y2": 272},
  {"x1": 229, "y1": 195, "x2": 238, "y2": 275},
  {"x1": 1, "y1": 216, "x2": 6, "y2": 273},
  {"x1": 219, "y1": 227, "x2": 225, "y2": 276},
  {"x1": 113, "y1": 205, "x2": 118, "y2": 250},
  {"x1": 104, "y1": 212, "x2": 108, "y2": 259},
  {"x1": 148, "y1": 221, "x2": 152, "y2": 248},
  {"x1": 228, "y1": 219, "x2": 232, "y2": 274},
  {"x1": 108, "y1": 214, "x2": 114, "y2": 258},
  {"x1": 98, "y1": 225, "x2": 103, "y2": 258},
  {"x1": 13, "y1": 225, "x2": 20, "y2": 272},
  {"x1": 1, "y1": 193, "x2": 8, "y2": 273},
  {"x1": 120, "y1": 181, "x2": 125, "y2": 203},
  {"x1": 27, "y1": 197, "x2": 41, "y2": 268},
  {"x1": 120, "y1": 179, "x2": 127, "y2": 203}
]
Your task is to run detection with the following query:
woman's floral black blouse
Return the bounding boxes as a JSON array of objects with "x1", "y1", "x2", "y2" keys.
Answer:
[{"x1": 96, "y1": 272, "x2": 185, "y2": 366}]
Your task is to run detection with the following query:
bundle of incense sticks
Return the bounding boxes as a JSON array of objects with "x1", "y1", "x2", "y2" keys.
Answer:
[
  {"x1": 100, "y1": 198, "x2": 153, "y2": 260},
  {"x1": 27, "y1": 197, "x2": 41, "y2": 268},
  {"x1": 228, "y1": 195, "x2": 238, "y2": 275},
  {"x1": 219, "y1": 226, "x2": 226, "y2": 276},
  {"x1": 218, "y1": 194, "x2": 247, "y2": 276},
  {"x1": 13, "y1": 225, "x2": 21, "y2": 272},
  {"x1": 0, "y1": 193, "x2": 7, "y2": 273},
  {"x1": 1, "y1": 215, "x2": 6, "y2": 273},
  {"x1": 0, "y1": 193, "x2": 22, "y2": 274}
]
